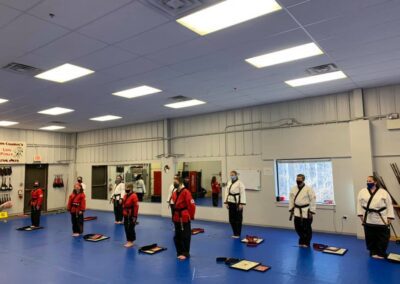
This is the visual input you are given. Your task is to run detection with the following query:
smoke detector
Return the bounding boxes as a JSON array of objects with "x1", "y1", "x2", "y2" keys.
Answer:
[{"x1": 306, "y1": 63, "x2": 338, "y2": 75}]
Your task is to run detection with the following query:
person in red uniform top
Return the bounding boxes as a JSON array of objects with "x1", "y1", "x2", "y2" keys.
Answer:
[
  {"x1": 171, "y1": 176, "x2": 196, "y2": 260},
  {"x1": 67, "y1": 183, "x2": 86, "y2": 237},
  {"x1": 122, "y1": 183, "x2": 139, "y2": 248},
  {"x1": 211, "y1": 176, "x2": 221, "y2": 207},
  {"x1": 30, "y1": 181, "x2": 43, "y2": 228}
]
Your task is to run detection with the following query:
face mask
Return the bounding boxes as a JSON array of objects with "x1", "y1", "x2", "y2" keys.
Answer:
[
  {"x1": 231, "y1": 176, "x2": 237, "y2": 182},
  {"x1": 125, "y1": 190, "x2": 131, "y2": 194},
  {"x1": 183, "y1": 181, "x2": 189, "y2": 188},
  {"x1": 78, "y1": 180, "x2": 82, "y2": 184},
  {"x1": 73, "y1": 189, "x2": 78, "y2": 194},
  {"x1": 296, "y1": 180, "x2": 303, "y2": 186},
  {"x1": 115, "y1": 180, "x2": 121, "y2": 184},
  {"x1": 173, "y1": 182, "x2": 179, "y2": 189},
  {"x1": 367, "y1": 182, "x2": 375, "y2": 190}
]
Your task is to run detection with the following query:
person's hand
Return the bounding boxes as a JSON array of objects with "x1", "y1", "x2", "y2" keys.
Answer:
[
  {"x1": 387, "y1": 219, "x2": 392, "y2": 225},
  {"x1": 225, "y1": 204, "x2": 229, "y2": 209},
  {"x1": 238, "y1": 204, "x2": 244, "y2": 211},
  {"x1": 119, "y1": 200, "x2": 122, "y2": 204},
  {"x1": 36, "y1": 206, "x2": 40, "y2": 210},
  {"x1": 79, "y1": 211, "x2": 83, "y2": 215},
  {"x1": 359, "y1": 216, "x2": 364, "y2": 223}
]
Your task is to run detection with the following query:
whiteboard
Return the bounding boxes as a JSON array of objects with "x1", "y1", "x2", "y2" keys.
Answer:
[{"x1": 236, "y1": 169, "x2": 261, "y2": 191}]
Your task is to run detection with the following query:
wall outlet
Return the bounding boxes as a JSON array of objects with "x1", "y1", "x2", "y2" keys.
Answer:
[{"x1": 342, "y1": 215, "x2": 348, "y2": 220}]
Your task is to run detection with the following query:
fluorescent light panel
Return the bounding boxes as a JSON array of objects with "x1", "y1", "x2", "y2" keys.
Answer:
[
  {"x1": 246, "y1": 43, "x2": 323, "y2": 68},
  {"x1": 35, "y1": 63, "x2": 94, "y2": 83},
  {"x1": 0, "y1": 99, "x2": 9, "y2": 104},
  {"x1": 38, "y1": 107, "x2": 74, "y2": 116},
  {"x1": 40, "y1": 125, "x2": 65, "y2": 131},
  {"x1": 90, "y1": 115, "x2": 122, "y2": 122},
  {"x1": 165, "y1": 99, "x2": 206, "y2": 109},
  {"x1": 0, "y1": 121, "x2": 18, "y2": 126},
  {"x1": 112, "y1": 85, "x2": 162, "y2": 99},
  {"x1": 285, "y1": 71, "x2": 347, "y2": 87},
  {"x1": 177, "y1": 0, "x2": 282, "y2": 36}
]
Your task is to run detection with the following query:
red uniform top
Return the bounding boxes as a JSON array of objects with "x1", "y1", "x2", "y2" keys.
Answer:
[
  {"x1": 123, "y1": 192, "x2": 139, "y2": 218},
  {"x1": 30, "y1": 188, "x2": 43, "y2": 208},
  {"x1": 67, "y1": 191, "x2": 86, "y2": 213},
  {"x1": 171, "y1": 188, "x2": 196, "y2": 223},
  {"x1": 211, "y1": 182, "x2": 220, "y2": 194}
]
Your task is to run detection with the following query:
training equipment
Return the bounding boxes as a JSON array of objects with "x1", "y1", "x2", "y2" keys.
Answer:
[
  {"x1": 241, "y1": 235, "x2": 264, "y2": 247},
  {"x1": 191, "y1": 228, "x2": 204, "y2": 235},
  {"x1": 16, "y1": 226, "x2": 44, "y2": 231},
  {"x1": 387, "y1": 253, "x2": 400, "y2": 263},
  {"x1": 230, "y1": 260, "x2": 260, "y2": 271},
  {"x1": 84, "y1": 216, "x2": 97, "y2": 222},
  {"x1": 253, "y1": 264, "x2": 271, "y2": 272},
  {"x1": 138, "y1": 243, "x2": 167, "y2": 254},
  {"x1": 217, "y1": 257, "x2": 271, "y2": 273},
  {"x1": 313, "y1": 243, "x2": 348, "y2": 255},
  {"x1": 83, "y1": 234, "x2": 110, "y2": 242}
]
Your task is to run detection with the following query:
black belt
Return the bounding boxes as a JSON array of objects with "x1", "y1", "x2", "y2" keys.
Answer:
[
  {"x1": 294, "y1": 204, "x2": 310, "y2": 219},
  {"x1": 227, "y1": 193, "x2": 240, "y2": 204},
  {"x1": 362, "y1": 206, "x2": 387, "y2": 225}
]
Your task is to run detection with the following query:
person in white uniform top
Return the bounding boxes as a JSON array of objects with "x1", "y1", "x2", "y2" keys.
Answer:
[
  {"x1": 77, "y1": 176, "x2": 86, "y2": 191},
  {"x1": 224, "y1": 170, "x2": 246, "y2": 238},
  {"x1": 357, "y1": 175, "x2": 395, "y2": 259},
  {"x1": 112, "y1": 175, "x2": 125, "y2": 224},
  {"x1": 167, "y1": 175, "x2": 179, "y2": 219},
  {"x1": 135, "y1": 174, "x2": 146, "y2": 202},
  {"x1": 289, "y1": 174, "x2": 316, "y2": 248}
]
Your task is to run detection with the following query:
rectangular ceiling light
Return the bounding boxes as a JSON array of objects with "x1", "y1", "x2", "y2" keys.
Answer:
[
  {"x1": 39, "y1": 125, "x2": 66, "y2": 131},
  {"x1": 112, "y1": 85, "x2": 162, "y2": 99},
  {"x1": 0, "y1": 99, "x2": 9, "y2": 104},
  {"x1": 35, "y1": 63, "x2": 94, "y2": 83},
  {"x1": 165, "y1": 99, "x2": 206, "y2": 109},
  {"x1": 246, "y1": 42, "x2": 323, "y2": 68},
  {"x1": 0, "y1": 121, "x2": 18, "y2": 126},
  {"x1": 176, "y1": 0, "x2": 282, "y2": 36},
  {"x1": 38, "y1": 107, "x2": 74, "y2": 116},
  {"x1": 90, "y1": 115, "x2": 122, "y2": 122},
  {"x1": 285, "y1": 71, "x2": 347, "y2": 87}
]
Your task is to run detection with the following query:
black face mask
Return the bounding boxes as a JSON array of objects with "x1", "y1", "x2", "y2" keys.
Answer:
[
  {"x1": 183, "y1": 182, "x2": 189, "y2": 188},
  {"x1": 173, "y1": 182, "x2": 180, "y2": 189},
  {"x1": 296, "y1": 180, "x2": 303, "y2": 186},
  {"x1": 73, "y1": 189, "x2": 78, "y2": 194},
  {"x1": 125, "y1": 190, "x2": 131, "y2": 194}
]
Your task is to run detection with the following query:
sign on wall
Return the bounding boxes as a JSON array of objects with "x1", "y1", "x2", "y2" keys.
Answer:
[{"x1": 0, "y1": 141, "x2": 26, "y2": 164}]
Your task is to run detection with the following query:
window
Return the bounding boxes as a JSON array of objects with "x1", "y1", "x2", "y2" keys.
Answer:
[{"x1": 276, "y1": 159, "x2": 335, "y2": 205}]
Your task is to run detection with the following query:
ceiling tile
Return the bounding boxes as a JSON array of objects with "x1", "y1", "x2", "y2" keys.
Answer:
[
  {"x1": 27, "y1": 0, "x2": 132, "y2": 29},
  {"x1": 78, "y1": 1, "x2": 170, "y2": 44},
  {"x1": 0, "y1": 0, "x2": 42, "y2": 11},
  {"x1": 117, "y1": 21, "x2": 198, "y2": 55},
  {"x1": 0, "y1": 4, "x2": 21, "y2": 28},
  {"x1": 101, "y1": 57, "x2": 161, "y2": 81}
]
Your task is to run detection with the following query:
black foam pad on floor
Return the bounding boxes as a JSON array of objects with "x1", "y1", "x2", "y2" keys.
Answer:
[{"x1": 16, "y1": 226, "x2": 44, "y2": 231}]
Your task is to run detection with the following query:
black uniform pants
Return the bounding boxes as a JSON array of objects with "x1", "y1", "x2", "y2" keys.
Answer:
[
  {"x1": 294, "y1": 216, "x2": 313, "y2": 246},
  {"x1": 174, "y1": 221, "x2": 191, "y2": 257},
  {"x1": 228, "y1": 203, "x2": 243, "y2": 236},
  {"x1": 137, "y1": 192, "x2": 144, "y2": 202},
  {"x1": 31, "y1": 206, "x2": 41, "y2": 227},
  {"x1": 124, "y1": 215, "x2": 136, "y2": 242},
  {"x1": 71, "y1": 213, "x2": 84, "y2": 234},
  {"x1": 113, "y1": 200, "x2": 123, "y2": 222},
  {"x1": 212, "y1": 193, "x2": 219, "y2": 207},
  {"x1": 364, "y1": 223, "x2": 390, "y2": 257}
]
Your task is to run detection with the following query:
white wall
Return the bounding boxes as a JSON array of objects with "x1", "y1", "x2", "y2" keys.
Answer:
[{"x1": 73, "y1": 84, "x2": 400, "y2": 237}]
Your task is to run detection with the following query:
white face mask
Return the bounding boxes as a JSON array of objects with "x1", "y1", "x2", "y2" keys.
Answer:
[{"x1": 231, "y1": 176, "x2": 237, "y2": 182}]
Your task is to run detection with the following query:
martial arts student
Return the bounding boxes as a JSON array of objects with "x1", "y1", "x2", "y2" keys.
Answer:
[
  {"x1": 171, "y1": 176, "x2": 196, "y2": 260},
  {"x1": 357, "y1": 176, "x2": 395, "y2": 259},
  {"x1": 135, "y1": 174, "x2": 146, "y2": 202},
  {"x1": 30, "y1": 181, "x2": 43, "y2": 228},
  {"x1": 77, "y1": 176, "x2": 86, "y2": 191},
  {"x1": 112, "y1": 175, "x2": 125, "y2": 224},
  {"x1": 224, "y1": 171, "x2": 246, "y2": 238},
  {"x1": 67, "y1": 183, "x2": 86, "y2": 237},
  {"x1": 122, "y1": 183, "x2": 139, "y2": 248},
  {"x1": 289, "y1": 174, "x2": 316, "y2": 248},
  {"x1": 211, "y1": 176, "x2": 221, "y2": 207},
  {"x1": 167, "y1": 175, "x2": 180, "y2": 219}
]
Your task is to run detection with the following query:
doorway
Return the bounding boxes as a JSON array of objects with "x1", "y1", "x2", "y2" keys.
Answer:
[{"x1": 24, "y1": 164, "x2": 48, "y2": 213}]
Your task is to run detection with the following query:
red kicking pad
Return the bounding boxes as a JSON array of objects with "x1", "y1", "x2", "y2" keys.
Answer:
[
  {"x1": 84, "y1": 216, "x2": 97, "y2": 222},
  {"x1": 139, "y1": 243, "x2": 167, "y2": 255},
  {"x1": 83, "y1": 234, "x2": 110, "y2": 242},
  {"x1": 241, "y1": 235, "x2": 264, "y2": 247},
  {"x1": 313, "y1": 243, "x2": 348, "y2": 256},
  {"x1": 191, "y1": 228, "x2": 205, "y2": 235}
]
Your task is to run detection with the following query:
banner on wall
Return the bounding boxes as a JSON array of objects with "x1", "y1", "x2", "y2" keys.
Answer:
[{"x1": 0, "y1": 141, "x2": 26, "y2": 164}]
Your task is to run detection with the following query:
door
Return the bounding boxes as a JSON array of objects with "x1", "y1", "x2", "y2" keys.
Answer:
[
  {"x1": 24, "y1": 164, "x2": 48, "y2": 213},
  {"x1": 92, "y1": 165, "x2": 108, "y2": 200}
]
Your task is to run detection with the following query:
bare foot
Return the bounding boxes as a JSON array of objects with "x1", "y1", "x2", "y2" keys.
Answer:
[
  {"x1": 299, "y1": 245, "x2": 309, "y2": 248},
  {"x1": 72, "y1": 233, "x2": 79, "y2": 237},
  {"x1": 177, "y1": 255, "x2": 187, "y2": 260},
  {"x1": 231, "y1": 235, "x2": 240, "y2": 239},
  {"x1": 372, "y1": 255, "x2": 384, "y2": 259},
  {"x1": 114, "y1": 221, "x2": 119, "y2": 224},
  {"x1": 124, "y1": 242, "x2": 134, "y2": 248}
]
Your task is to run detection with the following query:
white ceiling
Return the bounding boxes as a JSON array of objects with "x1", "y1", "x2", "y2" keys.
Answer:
[{"x1": 0, "y1": 0, "x2": 399, "y2": 132}]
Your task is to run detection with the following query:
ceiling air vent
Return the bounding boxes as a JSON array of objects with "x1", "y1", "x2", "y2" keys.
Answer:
[
  {"x1": 2, "y1": 62, "x2": 42, "y2": 76},
  {"x1": 142, "y1": 0, "x2": 205, "y2": 17},
  {"x1": 170, "y1": 95, "x2": 190, "y2": 101},
  {"x1": 306, "y1": 63, "x2": 338, "y2": 75},
  {"x1": 49, "y1": 121, "x2": 66, "y2": 125}
]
